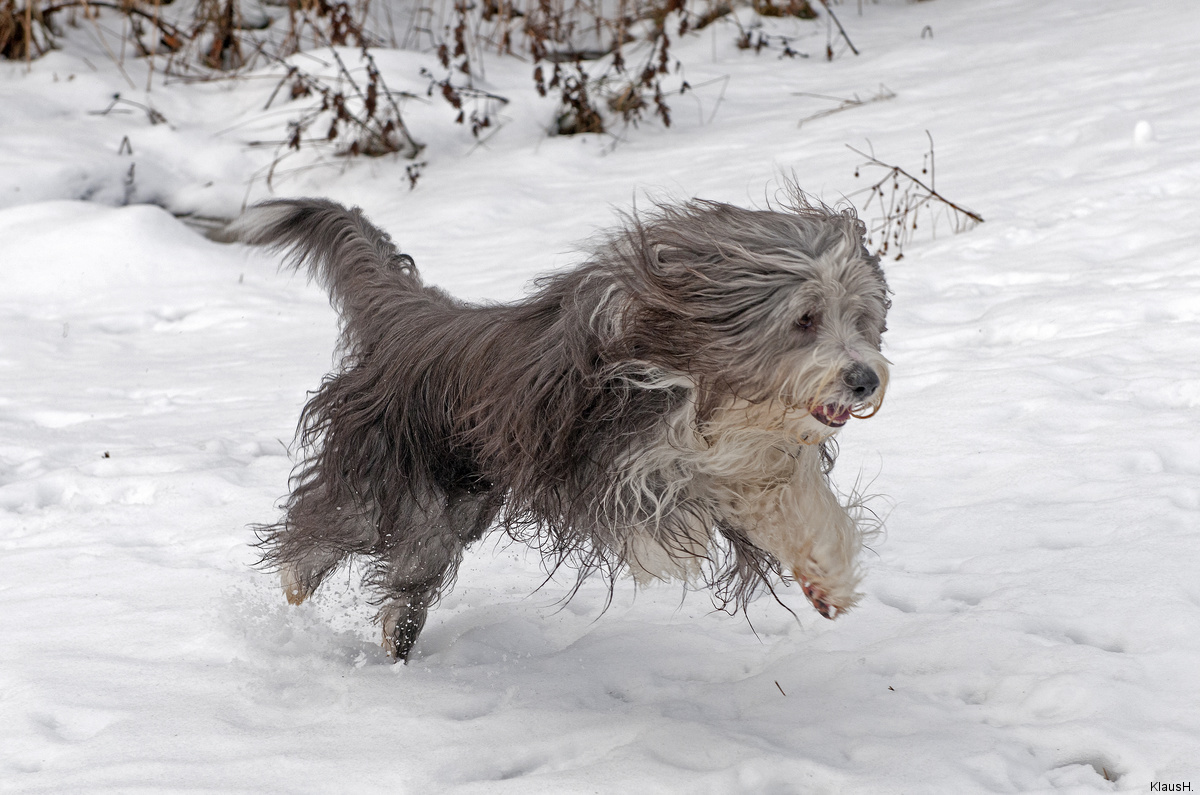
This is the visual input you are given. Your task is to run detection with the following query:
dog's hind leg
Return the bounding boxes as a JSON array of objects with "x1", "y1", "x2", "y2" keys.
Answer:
[
  {"x1": 259, "y1": 485, "x2": 380, "y2": 606},
  {"x1": 374, "y1": 488, "x2": 499, "y2": 661}
]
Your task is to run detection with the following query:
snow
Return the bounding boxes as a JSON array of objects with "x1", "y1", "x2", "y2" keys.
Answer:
[{"x1": 3, "y1": 0, "x2": 1200, "y2": 791}]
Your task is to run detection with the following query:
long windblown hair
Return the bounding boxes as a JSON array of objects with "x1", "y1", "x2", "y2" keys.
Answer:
[{"x1": 231, "y1": 194, "x2": 890, "y2": 660}]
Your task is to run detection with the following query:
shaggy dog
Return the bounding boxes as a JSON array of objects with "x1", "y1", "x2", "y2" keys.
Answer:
[{"x1": 231, "y1": 196, "x2": 890, "y2": 660}]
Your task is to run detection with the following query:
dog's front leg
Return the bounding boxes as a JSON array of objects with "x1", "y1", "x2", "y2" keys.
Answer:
[
  {"x1": 787, "y1": 468, "x2": 863, "y2": 619},
  {"x1": 733, "y1": 452, "x2": 864, "y2": 618}
]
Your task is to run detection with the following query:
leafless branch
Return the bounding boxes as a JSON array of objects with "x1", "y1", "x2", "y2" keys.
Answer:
[{"x1": 848, "y1": 133, "x2": 983, "y2": 260}]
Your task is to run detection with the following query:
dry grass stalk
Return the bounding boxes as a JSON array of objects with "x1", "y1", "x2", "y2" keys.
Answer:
[{"x1": 848, "y1": 132, "x2": 984, "y2": 260}]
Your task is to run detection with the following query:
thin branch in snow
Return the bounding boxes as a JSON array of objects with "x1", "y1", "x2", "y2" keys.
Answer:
[{"x1": 848, "y1": 132, "x2": 984, "y2": 260}]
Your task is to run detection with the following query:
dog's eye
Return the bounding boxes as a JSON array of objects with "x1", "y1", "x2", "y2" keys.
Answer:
[{"x1": 796, "y1": 314, "x2": 815, "y2": 331}]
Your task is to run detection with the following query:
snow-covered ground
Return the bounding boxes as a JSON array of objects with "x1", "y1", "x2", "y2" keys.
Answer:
[{"x1": 3, "y1": 0, "x2": 1200, "y2": 791}]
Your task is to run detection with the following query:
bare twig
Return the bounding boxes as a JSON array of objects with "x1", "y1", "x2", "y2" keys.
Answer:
[
  {"x1": 89, "y1": 92, "x2": 168, "y2": 124},
  {"x1": 23, "y1": 0, "x2": 30, "y2": 69},
  {"x1": 796, "y1": 84, "x2": 894, "y2": 128},
  {"x1": 146, "y1": 0, "x2": 162, "y2": 89},
  {"x1": 818, "y1": 0, "x2": 857, "y2": 57},
  {"x1": 848, "y1": 133, "x2": 983, "y2": 260},
  {"x1": 263, "y1": 64, "x2": 300, "y2": 110},
  {"x1": 41, "y1": 0, "x2": 187, "y2": 47},
  {"x1": 849, "y1": 144, "x2": 983, "y2": 225},
  {"x1": 74, "y1": 0, "x2": 138, "y2": 88},
  {"x1": 249, "y1": 43, "x2": 424, "y2": 204}
]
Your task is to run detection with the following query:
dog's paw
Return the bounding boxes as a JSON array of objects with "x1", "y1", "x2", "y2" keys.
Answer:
[
  {"x1": 801, "y1": 579, "x2": 836, "y2": 619},
  {"x1": 379, "y1": 599, "x2": 427, "y2": 662},
  {"x1": 281, "y1": 565, "x2": 310, "y2": 606},
  {"x1": 799, "y1": 573, "x2": 859, "y2": 620}
]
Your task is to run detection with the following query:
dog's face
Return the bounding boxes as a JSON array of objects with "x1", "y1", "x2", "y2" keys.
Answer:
[
  {"x1": 626, "y1": 201, "x2": 890, "y2": 435},
  {"x1": 767, "y1": 240, "x2": 890, "y2": 433}
]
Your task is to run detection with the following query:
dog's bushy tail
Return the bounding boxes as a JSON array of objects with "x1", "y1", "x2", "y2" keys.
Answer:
[{"x1": 223, "y1": 198, "x2": 420, "y2": 323}]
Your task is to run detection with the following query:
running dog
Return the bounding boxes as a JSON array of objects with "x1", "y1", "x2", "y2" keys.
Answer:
[{"x1": 230, "y1": 195, "x2": 890, "y2": 660}]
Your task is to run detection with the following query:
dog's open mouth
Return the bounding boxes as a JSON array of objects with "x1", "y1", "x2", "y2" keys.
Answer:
[{"x1": 809, "y1": 404, "x2": 852, "y2": 428}]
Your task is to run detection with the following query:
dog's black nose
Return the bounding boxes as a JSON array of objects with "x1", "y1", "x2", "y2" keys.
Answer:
[{"x1": 843, "y1": 364, "x2": 880, "y2": 400}]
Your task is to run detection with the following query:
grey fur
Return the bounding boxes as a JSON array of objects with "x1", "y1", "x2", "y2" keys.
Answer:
[{"x1": 234, "y1": 195, "x2": 890, "y2": 660}]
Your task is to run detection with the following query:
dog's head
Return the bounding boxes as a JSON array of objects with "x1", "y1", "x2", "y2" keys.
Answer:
[{"x1": 611, "y1": 199, "x2": 890, "y2": 434}]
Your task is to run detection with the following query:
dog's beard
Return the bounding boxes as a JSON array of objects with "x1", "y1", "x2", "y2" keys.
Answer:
[{"x1": 774, "y1": 359, "x2": 888, "y2": 435}]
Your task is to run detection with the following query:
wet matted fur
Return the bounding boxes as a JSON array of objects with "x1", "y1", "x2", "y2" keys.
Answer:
[{"x1": 230, "y1": 195, "x2": 891, "y2": 660}]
